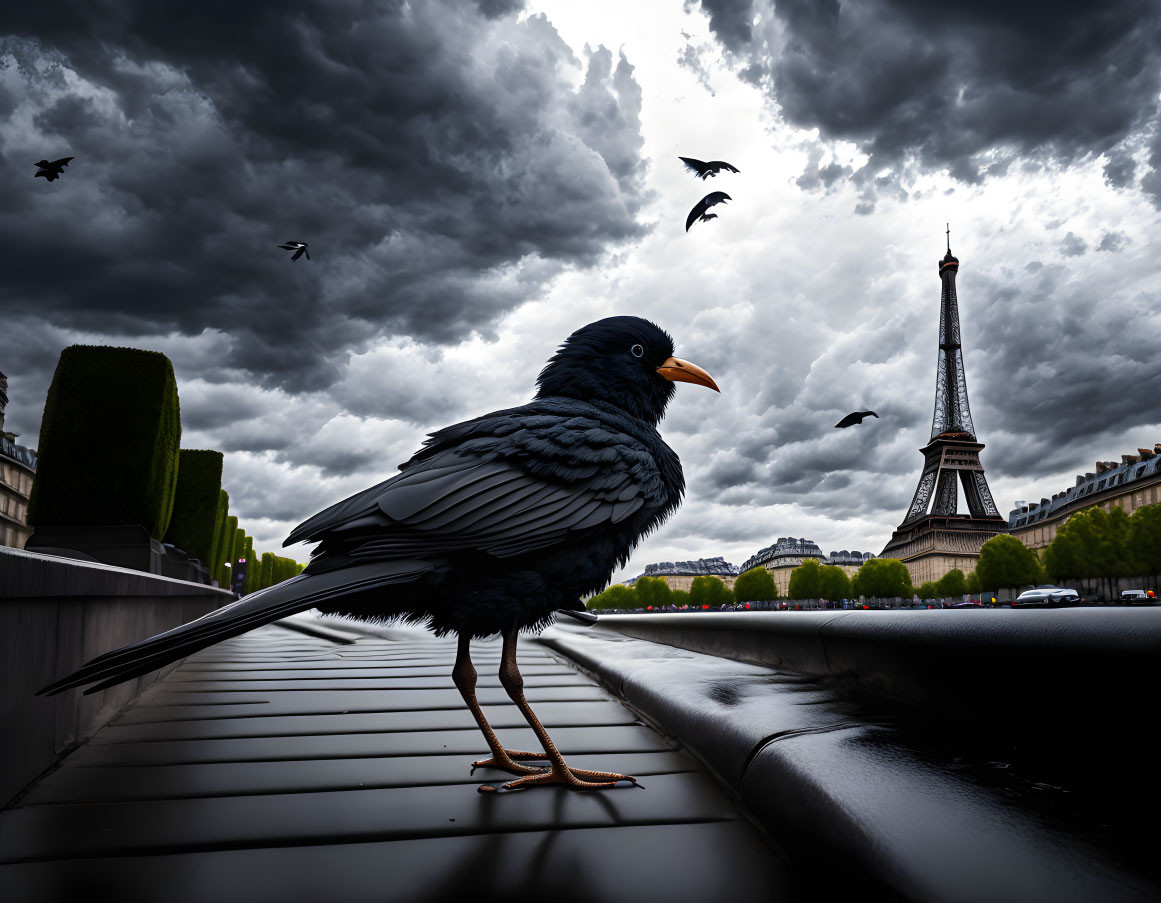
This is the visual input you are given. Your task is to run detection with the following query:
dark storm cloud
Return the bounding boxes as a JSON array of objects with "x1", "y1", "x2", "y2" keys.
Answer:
[
  {"x1": 961, "y1": 265, "x2": 1161, "y2": 479},
  {"x1": 697, "y1": 0, "x2": 1161, "y2": 202},
  {"x1": 0, "y1": 1, "x2": 649, "y2": 397}
]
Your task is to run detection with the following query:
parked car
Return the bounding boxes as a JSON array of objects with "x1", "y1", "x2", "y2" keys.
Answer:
[
  {"x1": 1012, "y1": 586, "x2": 1081, "y2": 608},
  {"x1": 1121, "y1": 590, "x2": 1151, "y2": 604},
  {"x1": 951, "y1": 600, "x2": 982, "y2": 608}
]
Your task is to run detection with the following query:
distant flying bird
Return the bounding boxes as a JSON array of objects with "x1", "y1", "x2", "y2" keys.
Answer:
[
  {"x1": 278, "y1": 241, "x2": 310, "y2": 261},
  {"x1": 34, "y1": 157, "x2": 74, "y2": 181},
  {"x1": 40, "y1": 316, "x2": 720, "y2": 794},
  {"x1": 835, "y1": 410, "x2": 879, "y2": 428},
  {"x1": 686, "y1": 192, "x2": 730, "y2": 231},
  {"x1": 679, "y1": 157, "x2": 740, "y2": 180},
  {"x1": 699, "y1": 213, "x2": 718, "y2": 223}
]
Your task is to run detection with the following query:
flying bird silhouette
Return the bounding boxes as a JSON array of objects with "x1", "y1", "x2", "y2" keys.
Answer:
[
  {"x1": 686, "y1": 192, "x2": 730, "y2": 231},
  {"x1": 678, "y1": 157, "x2": 740, "y2": 180},
  {"x1": 698, "y1": 213, "x2": 718, "y2": 224},
  {"x1": 278, "y1": 241, "x2": 310, "y2": 261},
  {"x1": 34, "y1": 157, "x2": 74, "y2": 181},
  {"x1": 40, "y1": 316, "x2": 720, "y2": 793},
  {"x1": 835, "y1": 410, "x2": 879, "y2": 428}
]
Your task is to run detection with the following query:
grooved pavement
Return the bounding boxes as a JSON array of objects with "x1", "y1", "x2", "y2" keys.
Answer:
[{"x1": 0, "y1": 622, "x2": 796, "y2": 902}]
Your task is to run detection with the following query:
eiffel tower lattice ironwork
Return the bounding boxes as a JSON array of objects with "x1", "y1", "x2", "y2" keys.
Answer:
[
  {"x1": 881, "y1": 234, "x2": 1006, "y2": 583},
  {"x1": 902, "y1": 236, "x2": 1001, "y2": 524}
]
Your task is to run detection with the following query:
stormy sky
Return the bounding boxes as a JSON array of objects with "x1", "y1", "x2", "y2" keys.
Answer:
[{"x1": 2, "y1": 0, "x2": 1160, "y2": 581}]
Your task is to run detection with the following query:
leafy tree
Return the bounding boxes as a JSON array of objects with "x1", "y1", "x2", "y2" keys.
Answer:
[
  {"x1": 587, "y1": 584, "x2": 636, "y2": 610},
  {"x1": 787, "y1": 558, "x2": 823, "y2": 600},
  {"x1": 671, "y1": 589, "x2": 691, "y2": 607},
  {"x1": 917, "y1": 580, "x2": 938, "y2": 599},
  {"x1": 634, "y1": 575, "x2": 673, "y2": 609},
  {"x1": 936, "y1": 568, "x2": 966, "y2": 597},
  {"x1": 1128, "y1": 504, "x2": 1161, "y2": 585},
  {"x1": 690, "y1": 575, "x2": 732, "y2": 606},
  {"x1": 964, "y1": 571, "x2": 981, "y2": 595},
  {"x1": 259, "y1": 552, "x2": 275, "y2": 590},
  {"x1": 818, "y1": 564, "x2": 852, "y2": 601},
  {"x1": 852, "y1": 558, "x2": 911, "y2": 599},
  {"x1": 976, "y1": 534, "x2": 1040, "y2": 591},
  {"x1": 734, "y1": 567, "x2": 778, "y2": 602}
]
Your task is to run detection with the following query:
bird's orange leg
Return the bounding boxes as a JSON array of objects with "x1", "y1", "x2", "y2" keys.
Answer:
[
  {"x1": 452, "y1": 633, "x2": 548, "y2": 776},
  {"x1": 478, "y1": 628, "x2": 640, "y2": 793}
]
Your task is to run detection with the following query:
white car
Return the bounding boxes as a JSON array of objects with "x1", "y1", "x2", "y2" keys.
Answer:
[
  {"x1": 1121, "y1": 590, "x2": 1150, "y2": 604},
  {"x1": 1013, "y1": 586, "x2": 1080, "y2": 608}
]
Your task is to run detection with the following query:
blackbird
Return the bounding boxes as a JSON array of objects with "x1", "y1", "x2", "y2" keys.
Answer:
[
  {"x1": 40, "y1": 316, "x2": 720, "y2": 792},
  {"x1": 678, "y1": 157, "x2": 740, "y2": 180},
  {"x1": 34, "y1": 157, "x2": 74, "y2": 181},
  {"x1": 686, "y1": 192, "x2": 730, "y2": 231},
  {"x1": 835, "y1": 410, "x2": 878, "y2": 428},
  {"x1": 278, "y1": 241, "x2": 310, "y2": 261}
]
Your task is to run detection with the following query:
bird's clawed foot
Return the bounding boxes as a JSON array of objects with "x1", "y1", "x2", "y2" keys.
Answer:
[
  {"x1": 478, "y1": 764, "x2": 641, "y2": 793},
  {"x1": 470, "y1": 749, "x2": 550, "y2": 776}
]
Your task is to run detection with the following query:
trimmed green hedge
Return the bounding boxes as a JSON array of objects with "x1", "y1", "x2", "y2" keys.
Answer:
[
  {"x1": 29, "y1": 345, "x2": 181, "y2": 539},
  {"x1": 208, "y1": 492, "x2": 230, "y2": 583},
  {"x1": 164, "y1": 450, "x2": 223, "y2": 563}
]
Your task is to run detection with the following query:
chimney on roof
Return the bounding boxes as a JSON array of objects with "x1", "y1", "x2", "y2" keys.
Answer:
[{"x1": 1139, "y1": 448, "x2": 1155, "y2": 459}]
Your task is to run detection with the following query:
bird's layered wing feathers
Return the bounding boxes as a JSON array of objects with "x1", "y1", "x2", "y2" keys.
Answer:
[
  {"x1": 679, "y1": 156, "x2": 709, "y2": 178},
  {"x1": 288, "y1": 404, "x2": 672, "y2": 563}
]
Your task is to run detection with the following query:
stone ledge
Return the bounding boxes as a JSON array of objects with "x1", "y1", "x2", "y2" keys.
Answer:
[
  {"x1": 540, "y1": 620, "x2": 1161, "y2": 902},
  {"x1": 1, "y1": 547, "x2": 232, "y2": 808},
  {"x1": 1, "y1": 545, "x2": 231, "y2": 599}
]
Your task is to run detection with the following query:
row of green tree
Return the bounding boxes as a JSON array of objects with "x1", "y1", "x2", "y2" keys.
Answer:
[
  {"x1": 1044, "y1": 502, "x2": 1160, "y2": 596},
  {"x1": 29, "y1": 345, "x2": 305, "y2": 593}
]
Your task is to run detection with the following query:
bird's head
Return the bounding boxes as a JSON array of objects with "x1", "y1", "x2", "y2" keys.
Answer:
[{"x1": 535, "y1": 316, "x2": 718, "y2": 425}]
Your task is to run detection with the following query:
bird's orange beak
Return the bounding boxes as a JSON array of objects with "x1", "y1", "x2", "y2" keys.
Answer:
[{"x1": 657, "y1": 356, "x2": 719, "y2": 392}]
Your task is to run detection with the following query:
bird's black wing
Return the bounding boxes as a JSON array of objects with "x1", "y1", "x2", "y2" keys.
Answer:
[
  {"x1": 51, "y1": 156, "x2": 74, "y2": 168},
  {"x1": 291, "y1": 247, "x2": 304, "y2": 261},
  {"x1": 286, "y1": 403, "x2": 673, "y2": 562},
  {"x1": 835, "y1": 412, "x2": 859, "y2": 428},
  {"x1": 679, "y1": 156, "x2": 710, "y2": 179},
  {"x1": 711, "y1": 161, "x2": 739, "y2": 173},
  {"x1": 686, "y1": 197, "x2": 710, "y2": 231},
  {"x1": 35, "y1": 170, "x2": 56, "y2": 181}
]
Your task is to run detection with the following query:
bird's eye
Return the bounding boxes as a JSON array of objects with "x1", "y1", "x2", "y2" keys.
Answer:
[{"x1": 630, "y1": 344, "x2": 644, "y2": 358}]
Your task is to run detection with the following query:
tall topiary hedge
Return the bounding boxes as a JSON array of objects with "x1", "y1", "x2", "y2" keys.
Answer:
[
  {"x1": 28, "y1": 345, "x2": 181, "y2": 539},
  {"x1": 164, "y1": 450, "x2": 223, "y2": 563},
  {"x1": 208, "y1": 492, "x2": 230, "y2": 582},
  {"x1": 242, "y1": 536, "x2": 255, "y2": 594},
  {"x1": 229, "y1": 526, "x2": 245, "y2": 588}
]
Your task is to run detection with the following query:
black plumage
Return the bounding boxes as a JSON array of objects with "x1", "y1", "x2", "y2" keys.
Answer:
[
  {"x1": 278, "y1": 241, "x2": 310, "y2": 261},
  {"x1": 34, "y1": 156, "x2": 74, "y2": 181},
  {"x1": 678, "y1": 156, "x2": 740, "y2": 180},
  {"x1": 686, "y1": 191, "x2": 730, "y2": 231},
  {"x1": 40, "y1": 316, "x2": 719, "y2": 792},
  {"x1": 835, "y1": 410, "x2": 878, "y2": 428}
]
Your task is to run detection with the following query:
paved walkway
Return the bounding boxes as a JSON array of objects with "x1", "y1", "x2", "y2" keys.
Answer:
[{"x1": 0, "y1": 623, "x2": 795, "y2": 902}]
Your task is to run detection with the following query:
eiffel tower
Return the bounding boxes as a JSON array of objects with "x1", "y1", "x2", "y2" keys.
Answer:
[{"x1": 881, "y1": 230, "x2": 1007, "y2": 585}]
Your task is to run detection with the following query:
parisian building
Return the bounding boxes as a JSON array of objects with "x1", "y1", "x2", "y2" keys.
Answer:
[
  {"x1": 0, "y1": 371, "x2": 38, "y2": 550},
  {"x1": 1008, "y1": 443, "x2": 1161, "y2": 549}
]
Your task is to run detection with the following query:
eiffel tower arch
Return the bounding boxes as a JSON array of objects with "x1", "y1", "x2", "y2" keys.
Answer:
[{"x1": 880, "y1": 237, "x2": 1008, "y2": 587}]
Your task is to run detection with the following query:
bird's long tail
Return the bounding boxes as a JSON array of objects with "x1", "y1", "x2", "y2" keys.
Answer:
[{"x1": 39, "y1": 559, "x2": 433, "y2": 696}]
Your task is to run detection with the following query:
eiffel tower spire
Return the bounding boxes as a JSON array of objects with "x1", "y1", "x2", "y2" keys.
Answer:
[{"x1": 881, "y1": 236, "x2": 1007, "y2": 585}]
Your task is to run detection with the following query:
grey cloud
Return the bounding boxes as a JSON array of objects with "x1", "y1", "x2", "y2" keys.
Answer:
[
  {"x1": 694, "y1": 1, "x2": 1161, "y2": 205},
  {"x1": 0, "y1": 3, "x2": 650, "y2": 397},
  {"x1": 1098, "y1": 231, "x2": 1129, "y2": 253},
  {"x1": 1060, "y1": 232, "x2": 1087, "y2": 257},
  {"x1": 1103, "y1": 150, "x2": 1138, "y2": 188}
]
